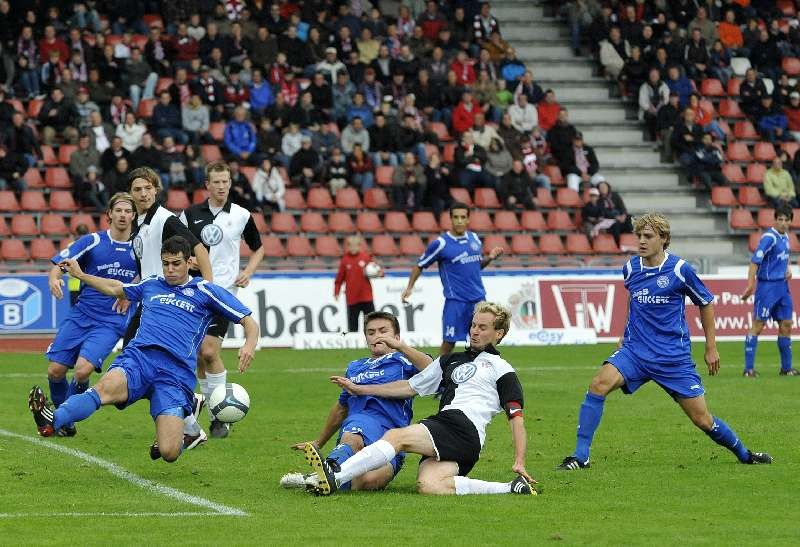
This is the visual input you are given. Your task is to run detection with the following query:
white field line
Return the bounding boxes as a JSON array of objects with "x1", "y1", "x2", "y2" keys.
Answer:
[
  {"x1": 0, "y1": 429, "x2": 248, "y2": 517},
  {"x1": 0, "y1": 512, "x2": 223, "y2": 518}
]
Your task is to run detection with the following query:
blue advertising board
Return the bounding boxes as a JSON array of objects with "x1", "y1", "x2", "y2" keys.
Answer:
[{"x1": 0, "y1": 275, "x2": 71, "y2": 332}]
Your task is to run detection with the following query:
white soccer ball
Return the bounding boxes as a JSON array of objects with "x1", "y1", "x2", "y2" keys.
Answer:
[
  {"x1": 364, "y1": 262, "x2": 383, "y2": 278},
  {"x1": 208, "y1": 383, "x2": 250, "y2": 423}
]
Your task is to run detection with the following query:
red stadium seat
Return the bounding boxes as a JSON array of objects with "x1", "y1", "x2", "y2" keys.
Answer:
[
  {"x1": 58, "y1": 145, "x2": 77, "y2": 165},
  {"x1": 699, "y1": 99, "x2": 716, "y2": 119},
  {"x1": 240, "y1": 166, "x2": 257, "y2": 182},
  {"x1": 430, "y1": 122, "x2": 452, "y2": 142},
  {"x1": 535, "y1": 187, "x2": 556, "y2": 208},
  {"x1": 746, "y1": 162, "x2": 766, "y2": 184},
  {"x1": 328, "y1": 212, "x2": 356, "y2": 233},
  {"x1": 543, "y1": 164, "x2": 564, "y2": 185},
  {"x1": 493, "y1": 210, "x2": 521, "y2": 232},
  {"x1": 719, "y1": 99, "x2": 744, "y2": 118},
  {"x1": 10, "y1": 215, "x2": 38, "y2": 237},
  {"x1": 783, "y1": 57, "x2": 800, "y2": 76},
  {"x1": 200, "y1": 145, "x2": 222, "y2": 162},
  {"x1": 307, "y1": 188, "x2": 334, "y2": 210},
  {"x1": 700, "y1": 78, "x2": 725, "y2": 97},
  {"x1": 137, "y1": 99, "x2": 157, "y2": 118},
  {"x1": 0, "y1": 190, "x2": 20, "y2": 212},
  {"x1": 165, "y1": 190, "x2": 190, "y2": 211},
  {"x1": 286, "y1": 236, "x2": 314, "y2": 257},
  {"x1": 565, "y1": 233, "x2": 592, "y2": 254},
  {"x1": 49, "y1": 190, "x2": 78, "y2": 211},
  {"x1": 155, "y1": 77, "x2": 173, "y2": 94},
  {"x1": 261, "y1": 235, "x2": 286, "y2": 258},
  {"x1": 19, "y1": 191, "x2": 47, "y2": 212},
  {"x1": 314, "y1": 236, "x2": 342, "y2": 257},
  {"x1": 469, "y1": 210, "x2": 493, "y2": 231},
  {"x1": 546, "y1": 210, "x2": 576, "y2": 231},
  {"x1": 482, "y1": 234, "x2": 511, "y2": 255},
  {"x1": 384, "y1": 212, "x2": 412, "y2": 233},
  {"x1": 41, "y1": 214, "x2": 70, "y2": 237},
  {"x1": 722, "y1": 163, "x2": 746, "y2": 184},
  {"x1": 8, "y1": 98, "x2": 24, "y2": 113},
  {"x1": 711, "y1": 186, "x2": 737, "y2": 207},
  {"x1": 756, "y1": 208, "x2": 775, "y2": 228},
  {"x1": 364, "y1": 188, "x2": 390, "y2": 209},
  {"x1": 726, "y1": 79, "x2": 741, "y2": 97},
  {"x1": 1, "y1": 239, "x2": 29, "y2": 261},
  {"x1": 449, "y1": 187, "x2": 473, "y2": 207},
  {"x1": 619, "y1": 233, "x2": 638, "y2": 252},
  {"x1": 300, "y1": 212, "x2": 328, "y2": 233},
  {"x1": 250, "y1": 213, "x2": 269, "y2": 234},
  {"x1": 45, "y1": 167, "x2": 71, "y2": 188},
  {"x1": 356, "y1": 211, "x2": 383, "y2": 233},
  {"x1": 70, "y1": 213, "x2": 97, "y2": 234},
  {"x1": 725, "y1": 142, "x2": 752, "y2": 162},
  {"x1": 411, "y1": 211, "x2": 439, "y2": 233},
  {"x1": 143, "y1": 13, "x2": 164, "y2": 28},
  {"x1": 781, "y1": 141, "x2": 800, "y2": 159},
  {"x1": 23, "y1": 168, "x2": 45, "y2": 189},
  {"x1": 271, "y1": 212, "x2": 298, "y2": 233},
  {"x1": 439, "y1": 211, "x2": 452, "y2": 231},
  {"x1": 375, "y1": 166, "x2": 394, "y2": 186},
  {"x1": 592, "y1": 233, "x2": 620, "y2": 254},
  {"x1": 442, "y1": 142, "x2": 456, "y2": 163},
  {"x1": 538, "y1": 234, "x2": 565, "y2": 255},
  {"x1": 0, "y1": 217, "x2": 10, "y2": 237},
  {"x1": 717, "y1": 119, "x2": 732, "y2": 138},
  {"x1": 734, "y1": 121, "x2": 758, "y2": 140},
  {"x1": 30, "y1": 238, "x2": 57, "y2": 261},
  {"x1": 510, "y1": 234, "x2": 538, "y2": 255},
  {"x1": 520, "y1": 210, "x2": 547, "y2": 231},
  {"x1": 556, "y1": 188, "x2": 583, "y2": 208},
  {"x1": 335, "y1": 187, "x2": 362, "y2": 209},
  {"x1": 27, "y1": 99, "x2": 44, "y2": 119},
  {"x1": 779, "y1": 0, "x2": 797, "y2": 16},
  {"x1": 753, "y1": 142, "x2": 776, "y2": 162},
  {"x1": 283, "y1": 188, "x2": 306, "y2": 209},
  {"x1": 371, "y1": 235, "x2": 399, "y2": 256},
  {"x1": 399, "y1": 234, "x2": 425, "y2": 256},
  {"x1": 209, "y1": 122, "x2": 225, "y2": 142},
  {"x1": 730, "y1": 209, "x2": 757, "y2": 230},
  {"x1": 99, "y1": 215, "x2": 109, "y2": 230},
  {"x1": 474, "y1": 188, "x2": 501, "y2": 208},
  {"x1": 738, "y1": 186, "x2": 765, "y2": 207}
]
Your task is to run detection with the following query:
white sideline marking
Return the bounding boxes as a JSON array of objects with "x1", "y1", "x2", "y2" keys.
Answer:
[
  {"x1": 0, "y1": 512, "x2": 223, "y2": 519},
  {"x1": 0, "y1": 429, "x2": 248, "y2": 517}
]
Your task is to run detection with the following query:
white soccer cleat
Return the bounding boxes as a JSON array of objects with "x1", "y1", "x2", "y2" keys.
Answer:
[{"x1": 280, "y1": 472, "x2": 319, "y2": 490}]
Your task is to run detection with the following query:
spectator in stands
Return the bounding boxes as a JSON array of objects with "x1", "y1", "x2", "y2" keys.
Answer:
[
  {"x1": 370, "y1": 112, "x2": 398, "y2": 167},
  {"x1": 129, "y1": 132, "x2": 160, "y2": 170},
  {"x1": 499, "y1": 159, "x2": 535, "y2": 210},
  {"x1": 106, "y1": 156, "x2": 130, "y2": 195},
  {"x1": 181, "y1": 94, "x2": 212, "y2": 145},
  {"x1": 424, "y1": 151, "x2": 453, "y2": 217},
  {"x1": 332, "y1": 72, "x2": 356, "y2": 122},
  {"x1": 224, "y1": 69, "x2": 250, "y2": 113},
  {"x1": 581, "y1": 187, "x2": 605, "y2": 239},
  {"x1": 160, "y1": 136, "x2": 188, "y2": 190},
  {"x1": 497, "y1": 111, "x2": 523, "y2": 158},
  {"x1": 454, "y1": 132, "x2": 494, "y2": 191},
  {"x1": 688, "y1": 6, "x2": 718, "y2": 46},
  {"x1": 74, "y1": 87, "x2": 100, "y2": 132},
  {"x1": 600, "y1": 27, "x2": 629, "y2": 81},
  {"x1": 152, "y1": 90, "x2": 187, "y2": 144},
  {"x1": 756, "y1": 95, "x2": 789, "y2": 143},
  {"x1": 289, "y1": 134, "x2": 322, "y2": 191},
  {"x1": 308, "y1": 71, "x2": 333, "y2": 116},
  {"x1": 785, "y1": 92, "x2": 800, "y2": 141},
  {"x1": 69, "y1": 133, "x2": 100, "y2": 183},
  {"x1": 100, "y1": 136, "x2": 129, "y2": 174},
  {"x1": 561, "y1": 0, "x2": 601, "y2": 56},
  {"x1": 474, "y1": 2, "x2": 500, "y2": 46},
  {"x1": 694, "y1": 133, "x2": 728, "y2": 190},
  {"x1": 324, "y1": 145, "x2": 350, "y2": 196},
  {"x1": 500, "y1": 46, "x2": 526, "y2": 88},
  {"x1": 665, "y1": 65, "x2": 694, "y2": 108},
  {"x1": 764, "y1": 156, "x2": 798, "y2": 208},
  {"x1": 656, "y1": 91, "x2": 681, "y2": 161},
  {"x1": 739, "y1": 67, "x2": 767, "y2": 119},
  {"x1": 596, "y1": 180, "x2": 633, "y2": 245},
  {"x1": 38, "y1": 87, "x2": 78, "y2": 145},
  {"x1": 750, "y1": 28, "x2": 782, "y2": 82},
  {"x1": 684, "y1": 28, "x2": 710, "y2": 85},
  {"x1": 672, "y1": 107, "x2": 705, "y2": 181},
  {"x1": 0, "y1": 144, "x2": 26, "y2": 193},
  {"x1": 486, "y1": 137, "x2": 513, "y2": 182},
  {"x1": 547, "y1": 107, "x2": 579, "y2": 172},
  {"x1": 317, "y1": 47, "x2": 347, "y2": 84},
  {"x1": 396, "y1": 113, "x2": 427, "y2": 165},
  {"x1": 224, "y1": 106, "x2": 257, "y2": 164},
  {"x1": 341, "y1": 116, "x2": 370, "y2": 155},
  {"x1": 536, "y1": 89, "x2": 561, "y2": 133},
  {"x1": 249, "y1": 69, "x2": 275, "y2": 118},
  {"x1": 250, "y1": 26, "x2": 278, "y2": 69},
  {"x1": 195, "y1": 65, "x2": 225, "y2": 121},
  {"x1": 290, "y1": 90, "x2": 324, "y2": 129},
  {"x1": 229, "y1": 160, "x2": 258, "y2": 210},
  {"x1": 467, "y1": 112, "x2": 501, "y2": 150},
  {"x1": 3, "y1": 112, "x2": 40, "y2": 167},
  {"x1": 708, "y1": 40, "x2": 734, "y2": 87},
  {"x1": 75, "y1": 165, "x2": 108, "y2": 212},
  {"x1": 508, "y1": 92, "x2": 538, "y2": 135},
  {"x1": 145, "y1": 26, "x2": 174, "y2": 76},
  {"x1": 391, "y1": 151, "x2": 426, "y2": 212},
  {"x1": 252, "y1": 156, "x2": 286, "y2": 212},
  {"x1": 639, "y1": 68, "x2": 670, "y2": 141},
  {"x1": 719, "y1": 9, "x2": 747, "y2": 56},
  {"x1": 774, "y1": 73, "x2": 793, "y2": 106},
  {"x1": 349, "y1": 143, "x2": 374, "y2": 192},
  {"x1": 562, "y1": 132, "x2": 601, "y2": 192},
  {"x1": 687, "y1": 93, "x2": 726, "y2": 141},
  {"x1": 619, "y1": 46, "x2": 648, "y2": 97},
  {"x1": 126, "y1": 47, "x2": 157, "y2": 112}
]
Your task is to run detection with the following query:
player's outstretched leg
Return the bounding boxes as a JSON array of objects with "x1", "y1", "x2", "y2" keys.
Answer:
[
  {"x1": 28, "y1": 385, "x2": 55, "y2": 437},
  {"x1": 182, "y1": 393, "x2": 207, "y2": 450},
  {"x1": 743, "y1": 333, "x2": 759, "y2": 377},
  {"x1": 304, "y1": 442, "x2": 339, "y2": 495},
  {"x1": 777, "y1": 321, "x2": 798, "y2": 375},
  {"x1": 46, "y1": 363, "x2": 69, "y2": 408}
]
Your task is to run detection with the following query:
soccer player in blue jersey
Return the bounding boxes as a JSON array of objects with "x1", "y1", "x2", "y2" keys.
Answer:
[
  {"x1": 558, "y1": 213, "x2": 772, "y2": 470},
  {"x1": 33, "y1": 193, "x2": 138, "y2": 437},
  {"x1": 282, "y1": 311, "x2": 433, "y2": 491},
  {"x1": 28, "y1": 236, "x2": 259, "y2": 462},
  {"x1": 741, "y1": 205, "x2": 799, "y2": 377},
  {"x1": 401, "y1": 202, "x2": 503, "y2": 355}
]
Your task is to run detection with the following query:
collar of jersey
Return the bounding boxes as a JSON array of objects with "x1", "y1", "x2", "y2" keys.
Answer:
[
  {"x1": 138, "y1": 203, "x2": 164, "y2": 226},
  {"x1": 202, "y1": 198, "x2": 233, "y2": 213},
  {"x1": 466, "y1": 344, "x2": 499, "y2": 356},
  {"x1": 639, "y1": 252, "x2": 670, "y2": 271},
  {"x1": 106, "y1": 229, "x2": 132, "y2": 244},
  {"x1": 445, "y1": 231, "x2": 470, "y2": 241}
]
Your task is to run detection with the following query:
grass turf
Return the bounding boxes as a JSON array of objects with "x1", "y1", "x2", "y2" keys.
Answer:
[{"x1": 0, "y1": 342, "x2": 797, "y2": 545}]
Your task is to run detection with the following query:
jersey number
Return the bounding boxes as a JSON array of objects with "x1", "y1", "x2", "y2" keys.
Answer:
[{"x1": 445, "y1": 326, "x2": 455, "y2": 337}]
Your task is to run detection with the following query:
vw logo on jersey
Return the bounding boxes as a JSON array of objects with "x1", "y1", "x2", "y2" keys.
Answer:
[
  {"x1": 201, "y1": 223, "x2": 224, "y2": 246},
  {"x1": 656, "y1": 275, "x2": 669, "y2": 289},
  {"x1": 132, "y1": 235, "x2": 143, "y2": 259},
  {"x1": 182, "y1": 288, "x2": 194, "y2": 297},
  {"x1": 451, "y1": 362, "x2": 477, "y2": 384}
]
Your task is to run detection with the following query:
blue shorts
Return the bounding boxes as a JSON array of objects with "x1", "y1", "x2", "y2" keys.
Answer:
[
  {"x1": 754, "y1": 280, "x2": 793, "y2": 322},
  {"x1": 107, "y1": 346, "x2": 196, "y2": 419},
  {"x1": 442, "y1": 299, "x2": 481, "y2": 343},
  {"x1": 606, "y1": 346, "x2": 705, "y2": 399},
  {"x1": 340, "y1": 413, "x2": 405, "y2": 475},
  {"x1": 46, "y1": 308, "x2": 125, "y2": 372}
]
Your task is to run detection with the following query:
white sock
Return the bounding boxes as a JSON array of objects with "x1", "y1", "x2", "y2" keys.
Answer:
[
  {"x1": 184, "y1": 413, "x2": 201, "y2": 435},
  {"x1": 335, "y1": 439, "x2": 396, "y2": 484},
  {"x1": 199, "y1": 378, "x2": 209, "y2": 401},
  {"x1": 453, "y1": 476, "x2": 512, "y2": 495},
  {"x1": 205, "y1": 370, "x2": 226, "y2": 419}
]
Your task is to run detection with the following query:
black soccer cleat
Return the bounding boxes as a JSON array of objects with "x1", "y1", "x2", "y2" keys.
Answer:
[
  {"x1": 509, "y1": 475, "x2": 538, "y2": 495},
  {"x1": 743, "y1": 369, "x2": 759, "y2": 377},
  {"x1": 779, "y1": 368, "x2": 800, "y2": 376},
  {"x1": 28, "y1": 385, "x2": 55, "y2": 437},
  {"x1": 556, "y1": 456, "x2": 590, "y2": 471},
  {"x1": 303, "y1": 442, "x2": 338, "y2": 495},
  {"x1": 56, "y1": 424, "x2": 77, "y2": 437},
  {"x1": 210, "y1": 419, "x2": 230, "y2": 439},
  {"x1": 149, "y1": 440, "x2": 161, "y2": 460},
  {"x1": 746, "y1": 451, "x2": 773, "y2": 464}
]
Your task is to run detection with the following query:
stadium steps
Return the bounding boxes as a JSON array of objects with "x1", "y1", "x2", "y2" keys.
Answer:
[{"x1": 496, "y1": 0, "x2": 738, "y2": 267}]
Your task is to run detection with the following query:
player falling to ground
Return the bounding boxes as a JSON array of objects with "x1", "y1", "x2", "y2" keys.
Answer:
[
  {"x1": 180, "y1": 161, "x2": 265, "y2": 438},
  {"x1": 334, "y1": 235, "x2": 378, "y2": 333},
  {"x1": 281, "y1": 311, "x2": 432, "y2": 491},
  {"x1": 304, "y1": 302, "x2": 537, "y2": 496},
  {"x1": 401, "y1": 202, "x2": 503, "y2": 356},
  {"x1": 29, "y1": 236, "x2": 259, "y2": 462},
  {"x1": 38, "y1": 193, "x2": 138, "y2": 437},
  {"x1": 557, "y1": 213, "x2": 772, "y2": 471},
  {"x1": 741, "y1": 204, "x2": 799, "y2": 377},
  {"x1": 126, "y1": 167, "x2": 214, "y2": 449}
]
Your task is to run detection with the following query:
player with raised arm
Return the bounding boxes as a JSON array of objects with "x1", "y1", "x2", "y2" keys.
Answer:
[
  {"x1": 741, "y1": 204, "x2": 799, "y2": 377},
  {"x1": 401, "y1": 202, "x2": 503, "y2": 356},
  {"x1": 28, "y1": 236, "x2": 259, "y2": 462},
  {"x1": 281, "y1": 311, "x2": 432, "y2": 491},
  {"x1": 557, "y1": 213, "x2": 772, "y2": 471},
  {"x1": 304, "y1": 302, "x2": 537, "y2": 497},
  {"x1": 180, "y1": 161, "x2": 265, "y2": 438},
  {"x1": 30, "y1": 193, "x2": 138, "y2": 437}
]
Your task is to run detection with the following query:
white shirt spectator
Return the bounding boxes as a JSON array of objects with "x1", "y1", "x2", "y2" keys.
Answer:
[
  {"x1": 507, "y1": 101, "x2": 538, "y2": 133},
  {"x1": 252, "y1": 165, "x2": 286, "y2": 211},
  {"x1": 116, "y1": 121, "x2": 147, "y2": 152}
]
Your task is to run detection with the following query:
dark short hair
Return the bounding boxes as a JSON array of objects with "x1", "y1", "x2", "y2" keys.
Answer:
[
  {"x1": 775, "y1": 204, "x2": 794, "y2": 221},
  {"x1": 161, "y1": 235, "x2": 192, "y2": 260},
  {"x1": 449, "y1": 201, "x2": 470, "y2": 216},
  {"x1": 364, "y1": 311, "x2": 400, "y2": 336}
]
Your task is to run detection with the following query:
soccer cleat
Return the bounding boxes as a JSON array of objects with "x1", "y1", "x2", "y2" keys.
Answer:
[
  {"x1": 210, "y1": 420, "x2": 230, "y2": 439},
  {"x1": 746, "y1": 451, "x2": 773, "y2": 464},
  {"x1": 556, "y1": 456, "x2": 590, "y2": 470},
  {"x1": 183, "y1": 428, "x2": 208, "y2": 450},
  {"x1": 191, "y1": 393, "x2": 205, "y2": 420},
  {"x1": 279, "y1": 472, "x2": 319, "y2": 490},
  {"x1": 779, "y1": 368, "x2": 800, "y2": 376},
  {"x1": 303, "y1": 442, "x2": 338, "y2": 495},
  {"x1": 149, "y1": 440, "x2": 161, "y2": 460},
  {"x1": 28, "y1": 385, "x2": 55, "y2": 437},
  {"x1": 743, "y1": 369, "x2": 759, "y2": 377},
  {"x1": 509, "y1": 475, "x2": 538, "y2": 495},
  {"x1": 56, "y1": 424, "x2": 77, "y2": 437}
]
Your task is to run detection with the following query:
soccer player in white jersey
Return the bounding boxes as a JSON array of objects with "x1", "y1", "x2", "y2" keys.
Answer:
[
  {"x1": 304, "y1": 302, "x2": 537, "y2": 496},
  {"x1": 180, "y1": 161, "x2": 265, "y2": 438},
  {"x1": 557, "y1": 213, "x2": 772, "y2": 471}
]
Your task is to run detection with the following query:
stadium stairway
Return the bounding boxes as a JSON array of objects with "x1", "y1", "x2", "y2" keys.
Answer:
[{"x1": 497, "y1": 0, "x2": 739, "y2": 269}]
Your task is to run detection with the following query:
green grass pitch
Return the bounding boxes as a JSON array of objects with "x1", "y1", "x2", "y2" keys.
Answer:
[{"x1": 1, "y1": 342, "x2": 797, "y2": 545}]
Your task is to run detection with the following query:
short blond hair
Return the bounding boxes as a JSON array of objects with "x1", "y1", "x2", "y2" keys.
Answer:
[
  {"x1": 205, "y1": 160, "x2": 231, "y2": 180},
  {"x1": 108, "y1": 192, "x2": 135, "y2": 211},
  {"x1": 127, "y1": 166, "x2": 162, "y2": 193},
  {"x1": 633, "y1": 213, "x2": 671, "y2": 249},
  {"x1": 473, "y1": 301, "x2": 511, "y2": 340}
]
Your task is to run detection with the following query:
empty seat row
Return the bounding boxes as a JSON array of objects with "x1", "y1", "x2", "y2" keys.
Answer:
[{"x1": 730, "y1": 208, "x2": 800, "y2": 231}]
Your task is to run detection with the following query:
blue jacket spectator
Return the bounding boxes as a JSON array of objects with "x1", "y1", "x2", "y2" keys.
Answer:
[
  {"x1": 224, "y1": 107, "x2": 257, "y2": 160},
  {"x1": 665, "y1": 66, "x2": 694, "y2": 107},
  {"x1": 152, "y1": 91, "x2": 187, "y2": 144},
  {"x1": 347, "y1": 99, "x2": 374, "y2": 127},
  {"x1": 249, "y1": 72, "x2": 275, "y2": 114},
  {"x1": 500, "y1": 49, "x2": 526, "y2": 87}
]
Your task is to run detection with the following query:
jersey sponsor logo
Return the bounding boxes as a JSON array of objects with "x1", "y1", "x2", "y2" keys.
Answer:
[
  {"x1": 201, "y1": 223, "x2": 224, "y2": 246},
  {"x1": 450, "y1": 251, "x2": 482, "y2": 265},
  {"x1": 631, "y1": 288, "x2": 669, "y2": 304},
  {"x1": 777, "y1": 251, "x2": 789, "y2": 261},
  {"x1": 690, "y1": 384, "x2": 701, "y2": 390},
  {"x1": 133, "y1": 235, "x2": 143, "y2": 259},
  {"x1": 656, "y1": 275, "x2": 669, "y2": 288},
  {"x1": 350, "y1": 369, "x2": 385, "y2": 383},
  {"x1": 148, "y1": 292, "x2": 197, "y2": 312},
  {"x1": 451, "y1": 362, "x2": 477, "y2": 383},
  {"x1": 96, "y1": 261, "x2": 136, "y2": 278}
]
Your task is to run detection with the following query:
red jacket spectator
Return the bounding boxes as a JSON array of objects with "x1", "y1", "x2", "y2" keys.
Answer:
[
  {"x1": 453, "y1": 97, "x2": 479, "y2": 135},
  {"x1": 174, "y1": 34, "x2": 199, "y2": 63},
  {"x1": 334, "y1": 250, "x2": 374, "y2": 305},
  {"x1": 39, "y1": 36, "x2": 69, "y2": 65},
  {"x1": 537, "y1": 100, "x2": 561, "y2": 131},
  {"x1": 450, "y1": 56, "x2": 476, "y2": 85}
]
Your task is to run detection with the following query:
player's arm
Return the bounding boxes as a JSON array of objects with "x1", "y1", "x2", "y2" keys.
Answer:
[
  {"x1": 480, "y1": 246, "x2": 503, "y2": 269},
  {"x1": 236, "y1": 314, "x2": 259, "y2": 373},
  {"x1": 235, "y1": 217, "x2": 265, "y2": 288},
  {"x1": 741, "y1": 263, "x2": 758, "y2": 300},
  {"x1": 48, "y1": 264, "x2": 66, "y2": 299},
  {"x1": 699, "y1": 304, "x2": 720, "y2": 376},
  {"x1": 58, "y1": 259, "x2": 126, "y2": 299},
  {"x1": 330, "y1": 377, "x2": 417, "y2": 399},
  {"x1": 401, "y1": 265, "x2": 422, "y2": 303},
  {"x1": 497, "y1": 370, "x2": 535, "y2": 483},
  {"x1": 509, "y1": 415, "x2": 535, "y2": 483},
  {"x1": 292, "y1": 401, "x2": 348, "y2": 451},
  {"x1": 372, "y1": 336, "x2": 433, "y2": 370}
]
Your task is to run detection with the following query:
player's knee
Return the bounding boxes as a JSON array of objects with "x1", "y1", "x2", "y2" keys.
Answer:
[
  {"x1": 690, "y1": 411, "x2": 714, "y2": 431},
  {"x1": 199, "y1": 346, "x2": 217, "y2": 367},
  {"x1": 779, "y1": 322, "x2": 792, "y2": 336},
  {"x1": 416, "y1": 477, "x2": 447, "y2": 495},
  {"x1": 74, "y1": 363, "x2": 93, "y2": 383},
  {"x1": 352, "y1": 475, "x2": 388, "y2": 491},
  {"x1": 47, "y1": 363, "x2": 67, "y2": 380},
  {"x1": 588, "y1": 375, "x2": 611, "y2": 396},
  {"x1": 341, "y1": 433, "x2": 365, "y2": 452},
  {"x1": 160, "y1": 447, "x2": 181, "y2": 462},
  {"x1": 381, "y1": 429, "x2": 405, "y2": 451}
]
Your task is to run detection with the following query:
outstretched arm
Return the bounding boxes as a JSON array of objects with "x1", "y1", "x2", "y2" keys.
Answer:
[
  {"x1": 236, "y1": 315, "x2": 259, "y2": 373},
  {"x1": 292, "y1": 401, "x2": 348, "y2": 451},
  {"x1": 480, "y1": 246, "x2": 503, "y2": 269},
  {"x1": 401, "y1": 265, "x2": 422, "y2": 303},
  {"x1": 371, "y1": 336, "x2": 433, "y2": 370},
  {"x1": 740, "y1": 263, "x2": 758, "y2": 300},
  {"x1": 59, "y1": 259, "x2": 125, "y2": 299},
  {"x1": 48, "y1": 264, "x2": 65, "y2": 299},
  {"x1": 330, "y1": 376, "x2": 417, "y2": 399},
  {"x1": 509, "y1": 416, "x2": 535, "y2": 484},
  {"x1": 699, "y1": 304, "x2": 720, "y2": 376}
]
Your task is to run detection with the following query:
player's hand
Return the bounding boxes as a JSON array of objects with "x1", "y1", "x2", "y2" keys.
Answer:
[
  {"x1": 401, "y1": 287, "x2": 413, "y2": 303},
  {"x1": 705, "y1": 345, "x2": 720, "y2": 376},
  {"x1": 112, "y1": 297, "x2": 130, "y2": 315},
  {"x1": 740, "y1": 283, "x2": 755, "y2": 301},
  {"x1": 58, "y1": 258, "x2": 83, "y2": 279},
  {"x1": 238, "y1": 343, "x2": 256, "y2": 373},
  {"x1": 331, "y1": 375, "x2": 361, "y2": 395},
  {"x1": 187, "y1": 256, "x2": 199, "y2": 271},
  {"x1": 49, "y1": 276, "x2": 64, "y2": 299},
  {"x1": 235, "y1": 271, "x2": 252, "y2": 288},
  {"x1": 512, "y1": 461, "x2": 537, "y2": 484},
  {"x1": 291, "y1": 440, "x2": 319, "y2": 451},
  {"x1": 373, "y1": 335, "x2": 403, "y2": 350},
  {"x1": 488, "y1": 246, "x2": 504, "y2": 260},
  {"x1": 786, "y1": 268, "x2": 793, "y2": 280},
  {"x1": 616, "y1": 337, "x2": 623, "y2": 350}
]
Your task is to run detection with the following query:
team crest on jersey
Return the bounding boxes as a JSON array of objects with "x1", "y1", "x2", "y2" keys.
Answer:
[
  {"x1": 182, "y1": 288, "x2": 195, "y2": 296},
  {"x1": 201, "y1": 223, "x2": 224, "y2": 246},
  {"x1": 470, "y1": 242, "x2": 480, "y2": 252},
  {"x1": 451, "y1": 362, "x2": 477, "y2": 383},
  {"x1": 133, "y1": 235, "x2": 143, "y2": 258},
  {"x1": 656, "y1": 275, "x2": 669, "y2": 288},
  {"x1": 59, "y1": 249, "x2": 69, "y2": 258}
]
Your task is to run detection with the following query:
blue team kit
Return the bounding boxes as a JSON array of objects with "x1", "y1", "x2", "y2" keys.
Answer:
[
  {"x1": 751, "y1": 228, "x2": 793, "y2": 322},
  {"x1": 417, "y1": 231, "x2": 487, "y2": 342}
]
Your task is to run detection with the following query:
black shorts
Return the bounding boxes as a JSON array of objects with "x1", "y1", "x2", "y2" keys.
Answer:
[
  {"x1": 207, "y1": 315, "x2": 230, "y2": 339},
  {"x1": 419, "y1": 409, "x2": 481, "y2": 476}
]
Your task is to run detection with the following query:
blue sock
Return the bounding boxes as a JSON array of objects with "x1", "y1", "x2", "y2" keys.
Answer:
[
  {"x1": 705, "y1": 416, "x2": 751, "y2": 463},
  {"x1": 327, "y1": 443, "x2": 355, "y2": 491},
  {"x1": 574, "y1": 392, "x2": 605, "y2": 463},
  {"x1": 53, "y1": 388, "x2": 101, "y2": 430},
  {"x1": 744, "y1": 334, "x2": 758, "y2": 371},
  {"x1": 65, "y1": 379, "x2": 90, "y2": 399},
  {"x1": 778, "y1": 336, "x2": 792, "y2": 372},
  {"x1": 48, "y1": 378, "x2": 69, "y2": 408}
]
